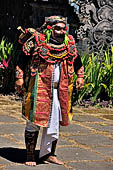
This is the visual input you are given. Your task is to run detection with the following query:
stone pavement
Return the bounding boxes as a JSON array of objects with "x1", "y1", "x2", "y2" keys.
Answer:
[{"x1": 0, "y1": 95, "x2": 113, "y2": 170}]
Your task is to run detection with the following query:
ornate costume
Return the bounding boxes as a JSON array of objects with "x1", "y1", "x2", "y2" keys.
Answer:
[{"x1": 16, "y1": 16, "x2": 84, "y2": 164}]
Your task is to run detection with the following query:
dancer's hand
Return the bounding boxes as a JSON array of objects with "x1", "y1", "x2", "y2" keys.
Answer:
[
  {"x1": 15, "y1": 78, "x2": 24, "y2": 94},
  {"x1": 76, "y1": 77, "x2": 84, "y2": 90}
]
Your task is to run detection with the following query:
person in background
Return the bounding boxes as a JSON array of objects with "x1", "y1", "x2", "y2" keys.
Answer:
[{"x1": 15, "y1": 15, "x2": 84, "y2": 166}]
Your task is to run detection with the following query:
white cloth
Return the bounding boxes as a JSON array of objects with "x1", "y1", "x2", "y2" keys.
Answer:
[
  {"x1": 25, "y1": 63, "x2": 62, "y2": 158},
  {"x1": 39, "y1": 89, "x2": 62, "y2": 157}
]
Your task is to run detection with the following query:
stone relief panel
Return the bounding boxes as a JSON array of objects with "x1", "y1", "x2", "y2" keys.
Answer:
[{"x1": 76, "y1": 0, "x2": 113, "y2": 54}]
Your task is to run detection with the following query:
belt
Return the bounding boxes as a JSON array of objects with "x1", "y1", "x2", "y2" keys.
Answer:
[{"x1": 54, "y1": 82, "x2": 59, "y2": 89}]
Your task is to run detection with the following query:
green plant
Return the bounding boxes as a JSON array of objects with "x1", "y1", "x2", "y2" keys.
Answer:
[
  {"x1": 101, "y1": 45, "x2": 113, "y2": 100},
  {"x1": 0, "y1": 37, "x2": 13, "y2": 61},
  {"x1": 0, "y1": 37, "x2": 17, "y2": 93},
  {"x1": 74, "y1": 46, "x2": 113, "y2": 104}
]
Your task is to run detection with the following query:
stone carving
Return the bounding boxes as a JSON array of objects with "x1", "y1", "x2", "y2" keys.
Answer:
[{"x1": 76, "y1": 0, "x2": 113, "y2": 54}]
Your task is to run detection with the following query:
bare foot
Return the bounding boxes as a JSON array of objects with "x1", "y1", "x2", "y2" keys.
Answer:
[
  {"x1": 25, "y1": 161, "x2": 36, "y2": 166},
  {"x1": 46, "y1": 156, "x2": 64, "y2": 165}
]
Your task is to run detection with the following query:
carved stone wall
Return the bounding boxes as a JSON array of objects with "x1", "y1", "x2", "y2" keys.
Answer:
[{"x1": 76, "y1": 0, "x2": 113, "y2": 54}]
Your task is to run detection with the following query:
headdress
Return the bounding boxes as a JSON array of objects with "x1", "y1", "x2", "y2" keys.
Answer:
[
  {"x1": 41, "y1": 16, "x2": 67, "y2": 30},
  {"x1": 40, "y1": 16, "x2": 68, "y2": 45}
]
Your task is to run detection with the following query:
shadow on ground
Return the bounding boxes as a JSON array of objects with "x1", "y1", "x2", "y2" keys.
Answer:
[{"x1": 0, "y1": 147, "x2": 43, "y2": 164}]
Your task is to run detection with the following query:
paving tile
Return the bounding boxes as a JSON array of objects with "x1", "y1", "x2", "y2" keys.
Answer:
[
  {"x1": 0, "y1": 136, "x2": 22, "y2": 148},
  {"x1": 68, "y1": 134, "x2": 113, "y2": 146},
  {"x1": 73, "y1": 115, "x2": 105, "y2": 122},
  {"x1": 101, "y1": 114, "x2": 113, "y2": 120},
  {"x1": 10, "y1": 134, "x2": 24, "y2": 144},
  {"x1": 5, "y1": 164, "x2": 68, "y2": 170},
  {"x1": 0, "y1": 165, "x2": 4, "y2": 170},
  {"x1": 58, "y1": 138, "x2": 72, "y2": 146},
  {"x1": 84, "y1": 123, "x2": 113, "y2": 133},
  {"x1": 67, "y1": 161, "x2": 113, "y2": 170},
  {"x1": 76, "y1": 108, "x2": 113, "y2": 115},
  {"x1": 57, "y1": 147, "x2": 104, "y2": 161},
  {"x1": 0, "y1": 157, "x2": 12, "y2": 165},
  {"x1": 93, "y1": 146, "x2": 113, "y2": 158},
  {"x1": 0, "y1": 96, "x2": 113, "y2": 170},
  {"x1": 0, "y1": 124, "x2": 25, "y2": 135},
  {"x1": 0, "y1": 115, "x2": 22, "y2": 123},
  {"x1": 60, "y1": 124, "x2": 91, "y2": 134}
]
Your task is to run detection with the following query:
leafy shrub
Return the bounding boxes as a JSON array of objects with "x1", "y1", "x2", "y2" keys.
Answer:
[
  {"x1": 0, "y1": 37, "x2": 17, "y2": 93},
  {"x1": 74, "y1": 45, "x2": 113, "y2": 106}
]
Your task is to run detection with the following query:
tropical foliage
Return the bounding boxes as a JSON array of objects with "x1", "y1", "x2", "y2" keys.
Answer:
[
  {"x1": 0, "y1": 37, "x2": 17, "y2": 93},
  {"x1": 74, "y1": 45, "x2": 113, "y2": 106}
]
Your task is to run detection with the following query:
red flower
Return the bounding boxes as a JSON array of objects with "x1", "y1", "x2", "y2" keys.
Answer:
[
  {"x1": 2, "y1": 57, "x2": 11, "y2": 68},
  {"x1": 71, "y1": 41, "x2": 75, "y2": 45},
  {"x1": 65, "y1": 26, "x2": 68, "y2": 31},
  {"x1": 40, "y1": 33, "x2": 45, "y2": 41},
  {"x1": 68, "y1": 35, "x2": 73, "y2": 40},
  {"x1": 47, "y1": 25, "x2": 52, "y2": 30}
]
